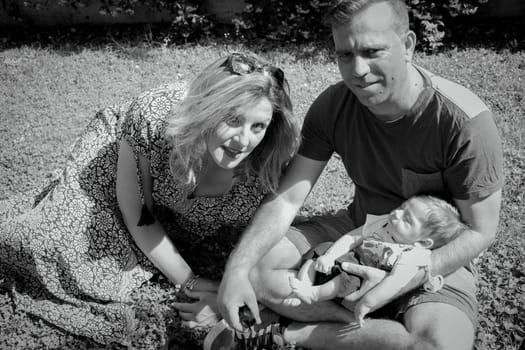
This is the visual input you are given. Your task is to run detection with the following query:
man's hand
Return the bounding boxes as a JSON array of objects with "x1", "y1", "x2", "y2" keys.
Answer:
[
  {"x1": 339, "y1": 262, "x2": 386, "y2": 302},
  {"x1": 172, "y1": 289, "x2": 221, "y2": 328},
  {"x1": 354, "y1": 299, "x2": 373, "y2": 327},
  {"x1": 217, "y1": 270, "x2": 261, "y2": 331}
]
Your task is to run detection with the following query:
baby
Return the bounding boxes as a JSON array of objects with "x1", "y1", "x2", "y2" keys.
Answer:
[{"x1": 286, "y1": 195, "x2": 467, "y2": 325}]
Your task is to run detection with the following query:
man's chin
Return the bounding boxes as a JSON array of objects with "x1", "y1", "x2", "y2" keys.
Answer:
[{"x1": 357, "y1": 95, "x2": 386, "y2": 109}]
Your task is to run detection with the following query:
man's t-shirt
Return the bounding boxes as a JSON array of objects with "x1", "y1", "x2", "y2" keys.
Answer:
[{"x1": 299, "y1": 66, "x2": 504, "y2": 227}]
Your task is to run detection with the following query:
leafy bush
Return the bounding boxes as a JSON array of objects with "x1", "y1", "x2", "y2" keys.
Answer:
[
  {"x1": 233, "y1": 0, "x2": 490, "y2": 51},
  {"x1": 232, "y1": 0, "x2": 332, "y2": 42},
  {"x1": 13, "y1": 0, "x2": 213, "y2": 43},
  {"x1": 13, "y1": 1, "x2": 491, "y2": 53},
  {"x1": 407, "y1": 0, "x2": 489, "y2": 51}
]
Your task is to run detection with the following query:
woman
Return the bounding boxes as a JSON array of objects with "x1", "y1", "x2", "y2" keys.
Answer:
[{"x1": 0, "y1": 52, "x2": 299, "y2": 344}]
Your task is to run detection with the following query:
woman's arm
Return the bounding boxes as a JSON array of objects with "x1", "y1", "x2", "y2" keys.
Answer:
[{"x1": 116, "y1": 139, "x2": 218, "y2": 291}]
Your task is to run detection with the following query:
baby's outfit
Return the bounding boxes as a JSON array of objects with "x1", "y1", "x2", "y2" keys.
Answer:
[{"x1": 354, "y1": 214, "x2": 444, "y2": 292}]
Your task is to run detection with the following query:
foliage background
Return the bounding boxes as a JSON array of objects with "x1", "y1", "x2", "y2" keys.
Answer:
[{"x1": 6, "y1": 0, "x2": 523, "y2": 51}]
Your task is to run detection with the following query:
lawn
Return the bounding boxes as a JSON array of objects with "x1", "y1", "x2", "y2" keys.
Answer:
[{"x1": 0, "y1": 39, "x2": 523, "y2": 350}]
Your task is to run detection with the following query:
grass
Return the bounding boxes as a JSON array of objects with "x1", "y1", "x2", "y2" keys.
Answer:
[{"x1": 0, "y1": 39, "x2": 523, "y2": 349}]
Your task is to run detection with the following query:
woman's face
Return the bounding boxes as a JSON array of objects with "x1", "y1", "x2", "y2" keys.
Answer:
[{"x1": 207, "y1": 97, "x2": 273, "y2": 170}]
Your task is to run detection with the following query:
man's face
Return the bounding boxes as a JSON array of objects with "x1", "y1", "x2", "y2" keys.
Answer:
[{"x1": 332, "y1": 2, "x2": 413, "y2": 115}]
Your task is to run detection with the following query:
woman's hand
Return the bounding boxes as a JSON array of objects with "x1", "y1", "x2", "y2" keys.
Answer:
[
  {"x1": 186, "y1": 276, "x2": 220, "y2": 293},
  {"x1": 172, "y1": 288, "x2": 221, "y2": 328}
]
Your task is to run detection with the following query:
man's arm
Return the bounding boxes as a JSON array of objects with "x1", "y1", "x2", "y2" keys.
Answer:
[
  {"x1": 354, "y1": 263, "x2": 419, "y2": 325},
  {"x1": 433, "y1": 189, "x2": 502, "y2": 275},
  {"x1": 315, "y1": 230, "x2": 364, "y2": 274},
  {"x1": 217, "y1": 154, "x2": 328, "y2": 331},
  {"x1": 343, "y1": 189, "x2": 502, "y2": 303},
  {"x1": 324, "y1": 227, "x2": 364, "y2": 259}
]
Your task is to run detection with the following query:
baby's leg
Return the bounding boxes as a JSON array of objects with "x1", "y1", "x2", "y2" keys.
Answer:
[
  {"x1": 284, "y1": 258, "x2": 317, "y2": 306},
  {"x1": 289, "y1": 274, "x2": 347, "y2": 304}
]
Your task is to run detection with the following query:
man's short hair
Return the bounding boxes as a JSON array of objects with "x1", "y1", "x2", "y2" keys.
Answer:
[{"x1": 323, "y1": 0, "x2": 410, "y2": 36}]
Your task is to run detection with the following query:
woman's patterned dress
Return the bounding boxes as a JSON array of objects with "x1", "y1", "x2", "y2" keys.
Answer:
[{"x1": 0, "y1": 83, "x2": 267, "y2": 344}]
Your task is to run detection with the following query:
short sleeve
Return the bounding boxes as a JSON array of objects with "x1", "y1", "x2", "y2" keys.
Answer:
[
  {"x1": 444, "y1": 111, "x2": 504, "y2": 200},
  {"x1": 118, "y1": 83, "x2": 186, "y2": 207},
  {"x1": 120, "y1": 83, "x2": 187, "y2": 160},
  {"x1": 298, "y1": 86, "x2": 337, "y2": 161}
]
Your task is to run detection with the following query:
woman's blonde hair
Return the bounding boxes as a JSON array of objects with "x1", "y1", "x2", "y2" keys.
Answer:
[{"x1": 165, "y1": 53, "x2": 299, "y2": 193}]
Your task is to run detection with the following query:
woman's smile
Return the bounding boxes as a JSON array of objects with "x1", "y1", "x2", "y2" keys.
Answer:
[
  {"x1": 221, "y1": 145, "x2": 244, "y2": 158},
  {"x1": 207, "y1": 97, "x2": 273, "y2": 169}
]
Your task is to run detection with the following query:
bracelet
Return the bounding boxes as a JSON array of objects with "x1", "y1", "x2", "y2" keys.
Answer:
[{"x1": 183, "y1": 274, "x2": 200, "y2": 291}]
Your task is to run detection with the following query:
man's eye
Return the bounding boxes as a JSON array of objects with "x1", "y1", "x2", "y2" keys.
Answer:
[
  {"x1": 337, "y1": 52, "x2": 353, "y2": 62},
  {"x1": 364, "y1": 49, "x2": 379, "y2": 57}
]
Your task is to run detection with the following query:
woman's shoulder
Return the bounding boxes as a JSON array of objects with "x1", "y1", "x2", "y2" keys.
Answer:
[
  {"x1": 124, "y1": 82, "x2": 187, "y2": 131},
  {"x1": 136, "y1": 82, "x2": 188, "y2": 103},
  {"x1": 130, "y1": 82, "x2": 187, "y2": 118}
]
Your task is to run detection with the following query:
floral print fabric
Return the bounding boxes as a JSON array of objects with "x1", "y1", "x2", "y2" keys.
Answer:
[{"x1": 0, "y1": 84, "x2": 267, "y2": 344}]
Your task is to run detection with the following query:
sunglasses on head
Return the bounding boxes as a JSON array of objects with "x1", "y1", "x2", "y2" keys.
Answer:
[{"x1": 223, "y1": 52, "x2": 285, "y2": 89}]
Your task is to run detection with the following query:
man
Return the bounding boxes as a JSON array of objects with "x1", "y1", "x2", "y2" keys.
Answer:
[{"x1": 212, "y1": 0, "x2": 503, "y2": 349}]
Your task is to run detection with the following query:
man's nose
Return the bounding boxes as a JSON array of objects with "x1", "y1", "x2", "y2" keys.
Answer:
[{"x1": 351, "y1": 56, "x2": 370, "y2": 77}]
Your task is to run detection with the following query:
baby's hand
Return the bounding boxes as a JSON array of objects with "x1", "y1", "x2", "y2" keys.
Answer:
[{"x1": 314, "y1": 255, "x2": 335, "y2": 274}]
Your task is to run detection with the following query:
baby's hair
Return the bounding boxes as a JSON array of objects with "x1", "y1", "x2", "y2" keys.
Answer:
[{"x1": 415, "y1": 195, "x2": 468, "y2": 248}]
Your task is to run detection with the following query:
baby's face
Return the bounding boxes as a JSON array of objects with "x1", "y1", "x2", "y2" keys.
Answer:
[{"x1": 387, "y1": 198, "x2": 429, "y2": 244}]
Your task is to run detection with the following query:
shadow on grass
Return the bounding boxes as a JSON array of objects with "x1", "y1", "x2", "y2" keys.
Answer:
[{"x1": 0, "y1": 22, "x2": 336, "y2": 66}]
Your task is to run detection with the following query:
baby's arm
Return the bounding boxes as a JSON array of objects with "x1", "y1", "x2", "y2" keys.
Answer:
[{"x1": 315, "y1": 226, "x2": 364, "y2": 274}]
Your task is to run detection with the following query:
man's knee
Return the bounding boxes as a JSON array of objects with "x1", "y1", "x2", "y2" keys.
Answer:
[
  {"x1": 407, "y1": 331, "x2": 474, "y2": 350},
  {"x1": 404, "y1": 302, "x2": 475, "y2": 350}
]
